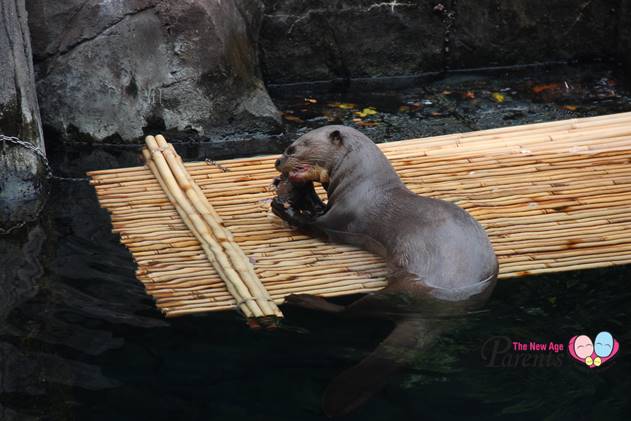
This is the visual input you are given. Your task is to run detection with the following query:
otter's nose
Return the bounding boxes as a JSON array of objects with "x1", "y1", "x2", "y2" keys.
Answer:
[{"x1": 275, "y1": 158, "x2": 281, "y2": 169}]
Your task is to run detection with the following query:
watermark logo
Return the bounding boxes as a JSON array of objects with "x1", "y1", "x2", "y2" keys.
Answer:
[
  {"x1": 481, "y1": 333, "x2": 620, "y2": 368},
  {"x1": 481, "y1": 336, "x2": 565, "y2": 367},
  {"x1": 567, "y1": 331, "x2": 619, "y2": 368}
]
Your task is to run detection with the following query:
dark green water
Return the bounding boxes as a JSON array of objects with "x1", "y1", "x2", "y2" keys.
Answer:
[{"x1": 1, "y1": 64, "x2": 630, "y2": 420}]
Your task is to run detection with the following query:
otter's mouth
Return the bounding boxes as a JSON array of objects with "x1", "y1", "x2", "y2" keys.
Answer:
[{"x1": 288, "y1": 163, "x2": 313, "y2": 183}]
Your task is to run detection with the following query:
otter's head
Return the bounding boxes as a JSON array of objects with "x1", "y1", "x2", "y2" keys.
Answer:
[{"x1": 275, "y1": 126, "x2": 348, "y2": 184}]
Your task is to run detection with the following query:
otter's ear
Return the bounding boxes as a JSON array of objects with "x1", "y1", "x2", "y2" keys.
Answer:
[{"x1": 329, "y1": 130, "x2": 344, "y2": 146}]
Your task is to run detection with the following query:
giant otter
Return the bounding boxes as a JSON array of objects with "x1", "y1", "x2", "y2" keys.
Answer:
[{"x1": 272, "y1": 126, "x2": 498, "y2": 416}]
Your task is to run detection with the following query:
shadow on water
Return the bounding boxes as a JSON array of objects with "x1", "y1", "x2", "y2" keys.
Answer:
[{"x1": 1, "y1": 63, "x2": 631, "y2": 420}]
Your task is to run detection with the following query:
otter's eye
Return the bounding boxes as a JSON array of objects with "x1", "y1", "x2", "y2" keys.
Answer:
[{"x1": 285, "y1": 145, "x2": 296, "y2": 155}]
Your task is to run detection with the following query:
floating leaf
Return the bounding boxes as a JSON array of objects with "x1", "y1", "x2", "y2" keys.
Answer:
[
  {"x1": 490, "y1": 92, "x2": 505, "y2": 103},
  {"x1": 354, "y1": 107, "x2": 378, "y2": 118},
  {"x1": 356, "y1": 120, "x2": 378, "y2": 127},
  {"x1": 328, "y1": 102, "x2": 356, "y2": 109},
  {"x1": 560, "y1": 105, "x2": 577, "y2": 111},
  {"x1": 430, "y1": 111, "x2": 443, "y2": 117},
  {"x1": 463, "y1": 91, "x2": 476, "y2": 99},
  {"x1": 399, "y1": 105, "x2": 410, "y2": 112},
  {"x1": 532, "y1": 83, "x2": 560, "y2": 94},
  {"x1": 304, "y1": 97, "x2": 318, "y2": 104}
]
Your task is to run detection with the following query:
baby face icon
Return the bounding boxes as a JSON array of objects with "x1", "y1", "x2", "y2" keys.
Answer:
[
  {"x1": 568, "y1": 332, "x2": 619, "y2": 368},
  {"x1": 573, "y1": 335, "x2": 593, "y2": 359},
  {"x1": 594, "y1": 331, "x2": 614, "y2": 357}
]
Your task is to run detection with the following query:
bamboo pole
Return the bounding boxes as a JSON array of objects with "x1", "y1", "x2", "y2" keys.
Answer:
[
  {"x1": 156, "y1": 141, "x2": 281, "y2": 319},
  {"x1": 142, "y1": 147, "x2": 259, "y2": 319},
  {"x1": 142, "y1": 137, "x2": 283, "y2": 321}
]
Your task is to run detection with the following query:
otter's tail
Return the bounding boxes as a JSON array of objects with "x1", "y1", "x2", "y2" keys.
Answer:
[{"x1": 322, "y1": 318, "x2": 440, "y2": 417}]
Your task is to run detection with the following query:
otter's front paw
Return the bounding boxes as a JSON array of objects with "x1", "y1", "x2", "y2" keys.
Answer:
[
  {"x1": 271, "y1": 196, "x2": 292, "y2": 219},
  {"x1": 271, "y1": 197, "x2": 309, "y2": 227}
]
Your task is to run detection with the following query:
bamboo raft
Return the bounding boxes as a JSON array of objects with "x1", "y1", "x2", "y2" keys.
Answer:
[{"x1": 88, "y1": 112, "x2": 631, "y2": 318}]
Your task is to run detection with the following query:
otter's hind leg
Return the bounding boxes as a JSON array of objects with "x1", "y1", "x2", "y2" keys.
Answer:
[
  {"x1": 285, "y1": 278, "x2": 409, "y2": 317},
  {"x1": 284, "y1": 294, "x2": 344, "y2": 313},
  {"x1": 323, "y1": 318, "x2": 440, "y2": 417}
]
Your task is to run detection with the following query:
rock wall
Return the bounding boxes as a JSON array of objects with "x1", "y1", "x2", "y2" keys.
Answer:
[
  {"x1": 260, "y1": 0, "x2": 621, "y2": 84},
  {"x1": 0, "y1": 0, "x2": 44, "y2": 142},
  {"x1": 27, "y1": 0, "x2": 281, "y2": 144},
  {"x1": 18, "y1": 0, "x2": 630, "y2": 149},
  {"x1": 0, "y1": 0, "x2": 47, "y2": 231}
]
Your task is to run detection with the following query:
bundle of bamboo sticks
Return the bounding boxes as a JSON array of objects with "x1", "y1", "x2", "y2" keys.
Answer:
[
  {"x1": 142, "y1": 135, "x2": 282, "y2": 323},
  {"x1": 88, "y1": 112, "x2": 631, "y2": 317}
]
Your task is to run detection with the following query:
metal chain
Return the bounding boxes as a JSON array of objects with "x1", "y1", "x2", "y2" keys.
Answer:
[
  {"x1": 0, "y1": 134, "x2": 53, "y2": 179},
  {"x1": 0, "y1": 217, "x2": 32, "y2": 235},
  {"x1": 1, "y1": 135, "x2": 50, "y2": 234},
  {"x1": 50, "y1": 174, "x2": 91, "y2": 182},
  {"x1": 0, "y1": 135, "x2": 90, "y2": 181},
  {"x1": 205, "y1": 158, "x2": 231, "y2": 172},
  {"x1": 0, "y1": 134, "x2": 89, "y2": 235}
]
